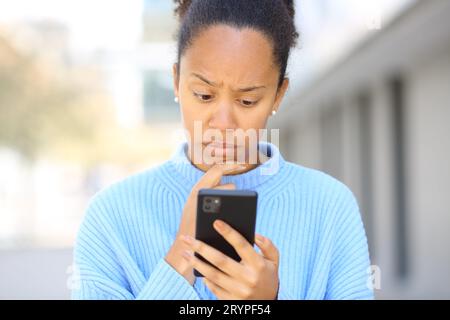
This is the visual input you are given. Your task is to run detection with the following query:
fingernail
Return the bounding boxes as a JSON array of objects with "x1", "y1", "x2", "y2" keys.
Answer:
[
  {"x1": 181, "y1": 235, "x2": 194, "y2": 245},
  {"x1": 214, "y1": 220, "x2": 226, "y2": 231},
  {"x1": 223, "y1": 164, "x2": 246, "y2": 173},
  {"x1": 182, "y1": 250, "x2": 192, "y2": 260},
  {"x1": 255, "y1": 235, "x2": 264, "y2": 243}
]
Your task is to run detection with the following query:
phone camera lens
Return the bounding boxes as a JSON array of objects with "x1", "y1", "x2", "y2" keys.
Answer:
[
  {"x1": 205, "y1": 198, "x2": 212, "y2": 203},
  {"x1": 205, "y1": 205, "x2": 211, "y2": 210}
]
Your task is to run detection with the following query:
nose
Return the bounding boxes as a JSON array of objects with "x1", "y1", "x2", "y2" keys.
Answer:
[{"x1": 208, "y1": 101, "x2": 238, "y2": 131}]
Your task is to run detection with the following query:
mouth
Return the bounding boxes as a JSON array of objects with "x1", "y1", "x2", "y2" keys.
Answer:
[
  {"x1": 202, "y1": 141, "x2": 241, "y2": 160},
  {"x1": 203, "y1": 141, "x2": 237, "y2": 149}
]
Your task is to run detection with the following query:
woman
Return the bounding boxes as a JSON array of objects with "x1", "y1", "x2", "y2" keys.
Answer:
[{"x1": 71, "y1": 0, "x2": 373, "y2": 300}]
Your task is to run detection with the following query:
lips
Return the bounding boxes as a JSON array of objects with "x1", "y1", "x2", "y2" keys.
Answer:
[
  {"x1": 206, "y1": 142, "x2": 237, "y2": 149},
  {"x1": 203, "y1": 142, "x2": 239, "y2": 160}
]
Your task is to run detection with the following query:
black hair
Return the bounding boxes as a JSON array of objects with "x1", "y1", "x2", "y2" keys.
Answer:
[{"x1": 173, "y1": 0, "x2": 299, "y2": 89}]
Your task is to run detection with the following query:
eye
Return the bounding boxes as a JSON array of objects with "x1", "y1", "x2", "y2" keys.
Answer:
[
  {"x1": 193, "y1": 92, "x2": 213, "y2": 102},
  {"x1": 239, "y1": 99, "x2": 258, "y2": 107}
]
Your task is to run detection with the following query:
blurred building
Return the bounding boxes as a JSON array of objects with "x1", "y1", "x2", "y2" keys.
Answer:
[
  {"x1": 271, "y1": 0, "x2": 450, "y2": 299},
  {"x1": 140, "y1": 0, "x2": 180, "y2": 123},
  {"x1": 99, "y1": 0, "x2": 179, "y2": 126}
]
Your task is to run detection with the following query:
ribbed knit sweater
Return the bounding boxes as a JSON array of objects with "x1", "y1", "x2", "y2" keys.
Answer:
[{"x1": 71, "y1": 141, "x2": 374, "y2": 300}]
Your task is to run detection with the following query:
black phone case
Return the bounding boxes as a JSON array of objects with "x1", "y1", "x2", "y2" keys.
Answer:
[{"x1": 194, "y1": 189, "x2": 258, "y2": 277}]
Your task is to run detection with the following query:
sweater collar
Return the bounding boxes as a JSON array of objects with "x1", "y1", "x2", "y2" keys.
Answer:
[{"x1": 167, "y1": 141, "x2": 285, "y2": 190}]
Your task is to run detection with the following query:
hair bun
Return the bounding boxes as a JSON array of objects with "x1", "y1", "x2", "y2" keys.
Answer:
[
  {"x1": 175, "y1": 1, "x2": 295, "y2": 21},
  {"x1": 174, "y1": 0, "x2": 193, "y2": 20}
]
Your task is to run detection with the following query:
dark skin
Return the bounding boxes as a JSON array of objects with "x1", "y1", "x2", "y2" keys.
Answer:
[{"x1": 165, "y1": 25, "x2": 289, "y2": 299}]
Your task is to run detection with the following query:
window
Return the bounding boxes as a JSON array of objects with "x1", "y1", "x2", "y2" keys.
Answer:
[
  {"x1": 357, "y1": 91, "x2": 375, "y2": 259},
  {"x1": 389, "y1": 76, "x2": 409, "y2": 280},
  {"x1": 320, "y1": 103, "x2": 343, "y2": 180},
  {"x1": 142, "y1": 69, "x2": 180, "y2": 122}
]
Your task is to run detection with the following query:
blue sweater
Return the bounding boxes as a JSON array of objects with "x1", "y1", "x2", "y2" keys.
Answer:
[{"x1": 71, "y1": 141, "x2": 374, "y2": 300}]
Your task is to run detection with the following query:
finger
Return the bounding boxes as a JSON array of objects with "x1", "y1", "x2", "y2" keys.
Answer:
[
  {"x1": 255, "y1": 234, "x2": 279, "y2": 265},
  {"x1": 182, "y1": 251, "x2": 245, "y2": 294},
  {"x1": 203, "y1": 278, "x2": 232, "y2": 300},
  {"x1": 194, "y1": 164, "x2": 244, "y2": 192},
  {"x1": 221, "y1": 163, "x2": 248, "y2": 175},
  {"x1": 213, "y1": 220, "x2": 259, "y2": 264},
  {"x1": 181, "y1": 235, "x2": 247, "y2": 280},
  {"x1": 192, "y1": 165, "x2": 223, "y2": 192},
  {"x1": 213, "y1": 183, "x2": 236, "y2": 190}
]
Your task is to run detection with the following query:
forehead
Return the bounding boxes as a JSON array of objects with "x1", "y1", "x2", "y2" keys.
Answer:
[{"x1": 180, "y1": 24, "x2": 278, "y2": 85}]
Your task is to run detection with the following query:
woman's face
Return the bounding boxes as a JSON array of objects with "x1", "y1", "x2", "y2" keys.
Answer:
[{"x1": 173, "y1": 24, "x2": 289, "y2": 170}]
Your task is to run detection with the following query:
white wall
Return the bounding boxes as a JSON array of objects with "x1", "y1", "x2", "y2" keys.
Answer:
[{"x1": 406, "y1": 48, "x2": 450, "y2": 298}]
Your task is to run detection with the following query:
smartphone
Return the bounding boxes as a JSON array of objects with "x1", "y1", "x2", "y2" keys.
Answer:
[{"x1": 194, "y1": 188, "x2": 258, "y2": 277}]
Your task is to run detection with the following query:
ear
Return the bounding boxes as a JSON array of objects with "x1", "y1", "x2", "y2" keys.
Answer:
[
  {"x1": 272, "y1": 78, "x2": 289, "y2": 114},
  {"x1": 172, "y1": 63, "x2": 180, "y2": 97}
]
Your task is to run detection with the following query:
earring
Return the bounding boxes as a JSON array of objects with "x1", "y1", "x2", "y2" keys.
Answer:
[
  {"x1": 174, "y1": 96, "x2": 179, "y2": 103},
  {"x1": 272, "y1": 110, "x2": 277, "y2": 116}
]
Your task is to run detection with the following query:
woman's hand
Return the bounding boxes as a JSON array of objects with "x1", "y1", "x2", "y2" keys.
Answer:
[
  {"x1": 165, "y1": 164, "x2": 245, "y2": 285},
  {"x1": 181, "y1": 220, "x2": 280, "y2": 300}
]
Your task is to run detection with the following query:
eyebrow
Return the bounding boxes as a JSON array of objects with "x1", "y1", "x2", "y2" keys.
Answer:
[{"x1": 190, "y1": 73, "x2": 266, "y2": 92}]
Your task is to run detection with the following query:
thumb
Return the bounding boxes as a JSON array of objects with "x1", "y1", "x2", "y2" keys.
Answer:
[{"x1": 255, "y1": 234, "x2": 279, "y2": 265}]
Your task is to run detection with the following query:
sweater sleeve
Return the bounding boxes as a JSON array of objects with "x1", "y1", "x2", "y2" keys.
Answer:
[
  {"x1": 324, "y1": 186, "x2": 374, "y2": 300},
  {"x1": 276, "y1": 283, "x2": 296, "y2": 300},
  {"x1": 71, "y1": 194, "x2": 201, "y2": 300},
  {"x1": 135, "y1": 259, "x2": 200, "y2": 300}
]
